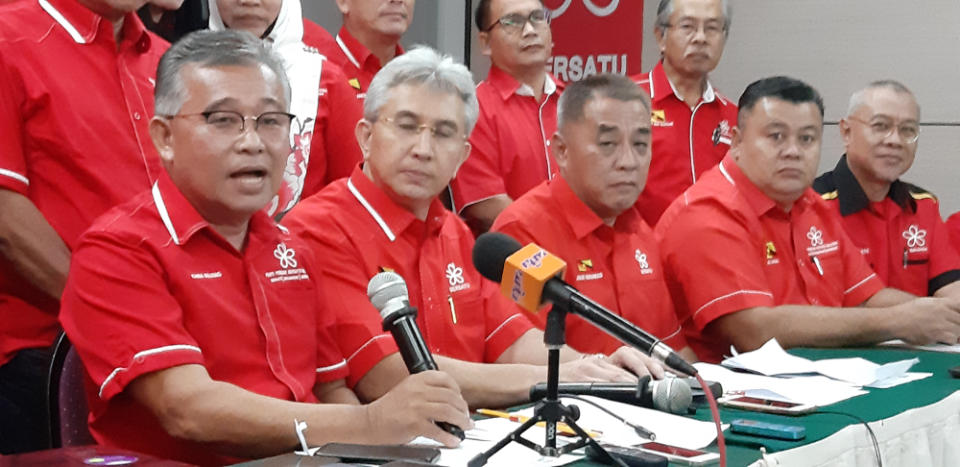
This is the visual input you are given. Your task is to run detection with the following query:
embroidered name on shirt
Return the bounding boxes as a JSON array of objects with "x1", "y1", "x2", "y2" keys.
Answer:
[
  {"x1": 651, "y1": 109, "x2": 673, "y2": 127},
  {"x1": 576, "y1": 272, "x2": 604, "y2": 281},
  {"x1": 635, "y1": 249, "x2": 653, "y2": 275},
  {"x1": 190, "y1": 272, "x2": 222, "y2": 280}
]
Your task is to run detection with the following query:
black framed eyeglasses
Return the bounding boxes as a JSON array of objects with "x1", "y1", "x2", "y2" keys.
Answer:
[
  {"x1": 164, "y1": 110, "x2": 297, "y2": 137},
  {"x1": 483, "y1": 8, "x2": 551, "y2": 33}
]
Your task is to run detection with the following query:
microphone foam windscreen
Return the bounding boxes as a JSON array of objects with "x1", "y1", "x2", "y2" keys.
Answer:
[
  {"x1": 367, "y1": 271, "x2": 408, "y2": 314},
  {"x1": 472, "y1": 232, "x2": 523, "y2": 283},
  {"x1": 653, "y1": 377, "x2": 693, "y2": 414}
]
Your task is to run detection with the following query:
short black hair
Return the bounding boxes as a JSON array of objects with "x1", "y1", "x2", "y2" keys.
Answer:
[
  {"x1": 557, "y1": 73, "x2": 650, "y2": 128},
  {"x1": 475, "y1": 0, "x2": 545, "y2": 31},
  {"x1": 737, "y1": 76, "x2": 824, "y2": 128}
]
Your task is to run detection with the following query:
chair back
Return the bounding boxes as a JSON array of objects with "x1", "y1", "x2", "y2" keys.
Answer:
[{"x1": 47, "y1": 333, "x2": 95, "y2": 447}]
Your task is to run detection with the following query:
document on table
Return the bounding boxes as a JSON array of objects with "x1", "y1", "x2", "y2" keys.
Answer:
[
  {"x1": 695, "y1": 362, "x2": 867, "y2": 406},
  {"x1": 720, "y1": 338, "x2": 931, "y2": 388},
  {"x1": 411, "y1": 396, "x2": 724, "y2": 466}
]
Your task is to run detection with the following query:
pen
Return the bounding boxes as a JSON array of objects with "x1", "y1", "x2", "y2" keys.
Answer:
[
  {"x1": 811, "y1": 255, "x2": 824, "y2": 276},
  {"x1": 475, "y1": 409, "x2": 602, "y2": 438},
  {"x1": 447, "y1": 296, "x2": 458, "y2": 324}
]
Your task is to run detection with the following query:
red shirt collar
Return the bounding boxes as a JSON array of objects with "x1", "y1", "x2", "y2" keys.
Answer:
[
  {"x1": 152, "y1": 171, "x2": 278, "y2": 248},
  {"x1": 550, "y1": 176, "x2": 641, "y2": 240},
  {"x1": 336, "y1": 26, "x2": 404, "y2": 71},
  {"x1": 486, "y1": 65, "x2": 564, "y2": 102},
  {"x1": 647, "y1": 61, "x2": 716, "y2": 105},
  {"x1": 346, "y1": 166, "x2": 447, "y2": 242},
  {"x1": 719, "y1": 155, "x2": 818, "y2": 217},
  {"x1": 41, "y1": 0, "x2": 151, "y2": 49}
]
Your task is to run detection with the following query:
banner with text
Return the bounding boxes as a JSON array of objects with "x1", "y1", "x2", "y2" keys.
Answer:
[{"x1": 545, "y1": 0, "x2": 644, "y2": 82}]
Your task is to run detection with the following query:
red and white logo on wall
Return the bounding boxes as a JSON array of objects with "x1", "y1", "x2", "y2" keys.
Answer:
[{"x1": 545, "y1": 0, "x2": 644, "y2": 82}]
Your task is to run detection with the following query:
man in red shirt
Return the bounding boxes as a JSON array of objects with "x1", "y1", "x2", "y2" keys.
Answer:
[
  {"x1": 656, "y1": 76, "x2": 960, "y2": 363},
  {"x1": 632, "y1": 0, "x2": 737, "y2": 226},
  {"x1": 449, "y1": 0, "x2": 563, "y2": 234},
  {"x1": 813, "y1": 81, "x2": 960, "y2": 298},
  {"x1": 211, "y1": 0, "x2": 364, "y2": 212},
  {"x1": 285, "y1": 47, "x2": 665, "y2": 409},
  {"x1": 321, "y1": 0, "x2": 412, "y2": 96},
  {"x1": 60, "y1": 30, "x2": 470, "y2": 465},
  {"x1": 0, "y1": 0, "x2": 182, "y2": 453},
  {"x1": 493, "y1": 74, "x2": 695, "y2": 361}
]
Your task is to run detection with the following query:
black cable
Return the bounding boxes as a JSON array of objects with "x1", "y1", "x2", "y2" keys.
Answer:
[
  {"x1": 809, "y1": 411, "x2": 882, "y2": 467},
  {"x1": 555, "y1": 395, "x2": 657, "y2": 440}
]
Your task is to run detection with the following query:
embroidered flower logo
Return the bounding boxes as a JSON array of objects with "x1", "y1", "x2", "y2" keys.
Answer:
[
  {"x1": 634, "y1": 249, "x2": 649, "y2": 269},
  {"x1": 806, "y1": 226, "x2": 823, "y2": 247},
  {"x1": 902, "y1": 224, "x2": 927, "y2": 248},
  {"x1": 273, "y1": 243, "x2": 297, "y2": 269},
  {"x1": 445, "y1": 263, "x2": 465, "y2": 287}
]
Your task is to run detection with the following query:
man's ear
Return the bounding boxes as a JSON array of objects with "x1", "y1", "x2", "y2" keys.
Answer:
[
  {"x1": 149, "y1": 117, "x2": 175, "y2": 165},
  {"x1": 729, "y1": 125, "x2": 743, "y2": 161},
  {"x1": 478, "y1": 31, "x2": 492, "y2": 58},
  {"x1": 355, "y1": 118, "x2": 374, "y2": 162},
  {"x1": 450, "y1": 141, "x2": 472, "y2": 179},
  {"x1": 838, "y1": 118, "x2": 852, "y2": 151},
  {"x1": 551, "y1": 132, "x2": 568, "y2": 169},
  {"x1": 654, "y1": 26, "x2": 667, "y2": 54},
  {"x1": 334, "y1": 0, "x2": 349, "y2": 15}
]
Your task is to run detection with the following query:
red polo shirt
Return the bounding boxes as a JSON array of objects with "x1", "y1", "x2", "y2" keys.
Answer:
[
  {"x1": 60, "y1": 173, "x2": 347, "y2": 466},
  {"x1": 316, "y1": 26, "x2": 404, "y2": 96},
  {"x1": 0, "y1": 0, "x2": 165, "y2": 365},
  {"x1": 302, "y1": 18, "x2": 336, "y2": 52},
  {"x1": 946, "y1": 212, "x2": 960, "y2": 253},
  {"x1": 283, "y1": 168, "x2": 534, "y2": 387},
  {"x1": 450, "y1": 66, "x2": 564, "y2": 213},
  {"x1": 491, "y1": 177, "x2": 687, "y2": 355},
  {"x1": 813, "y1": 155, "x2": 960, "y2": 296},
  {"x1": 655, "y1": 157, "x2": 885, "y2": 362},
  {"x1": 299, "y1": 60, "x2": 365, "y2": 199},
  {"x1": 632, "y1": 62, "x2": 738, "y2": 226}
]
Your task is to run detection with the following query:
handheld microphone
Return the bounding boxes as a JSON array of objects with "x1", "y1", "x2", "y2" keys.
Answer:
[
  {"x1": 472, "y1": 232, "x2": 697, "y2": 377},
  {"x1": 530, "y1": 376, "x2": 693, "y2": 415},
  {"x1": 367, "y1": 272, "x2": 465, "y2": 441}
]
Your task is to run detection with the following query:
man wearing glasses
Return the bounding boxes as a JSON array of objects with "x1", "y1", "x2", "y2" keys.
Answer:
[
  {"x1": 632, "y1": 0, "x2": 738, "y2": 226},
  {"x1": 450, "y1": 0, "x2": 563, "y2": 234},
  {"x1": 284, "y1": 46, "x2": 666, "y2": 410},
  {"x1": 814, "y1": 81, "x2": 960, "y2": 298},
  {"x1": 60, "y1": 31, "x2": 471, "y2": 465}
]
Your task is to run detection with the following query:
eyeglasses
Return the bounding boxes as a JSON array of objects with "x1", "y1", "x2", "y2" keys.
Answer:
[
  {"x1": 379, "y1": 116, "x2": 466, "y2": 150},
  {"x1": 483, "y1": 8, "x2": 551, "y2": 34},
  {"x1": 164, "y1": 111, "x2": 297, "y2": 138},
  {"x1": 847, "y1": 116, "x2": 920, "y2": 144},
  {"x1": 664, "y1": 20, "x2": 726, "y2": 39}
]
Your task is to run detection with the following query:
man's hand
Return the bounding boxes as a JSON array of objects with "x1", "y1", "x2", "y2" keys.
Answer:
[
  {"x1": 603, "y1": 346, "x2": 666, "y2": 379},
  {"x1": 365, "y1": 371, "x2": 472, "y2": 448},
  {"x1": 896, "y1": 297, "x2": 960, "y2": 344}
]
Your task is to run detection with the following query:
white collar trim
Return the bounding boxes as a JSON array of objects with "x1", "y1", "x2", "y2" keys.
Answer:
[
  {"x1": 152, "y1": 182, "x2": 181, "y2": 246},
  {"x1": 347, "y1": 178, "x2": 396, "y2": 242},
  {"x1": 335, "y1": 34, "x2": 362, "y2": 70},
  {"x1": 39, "y1": 0, "x2": 86, "y2": 44},
  {"x1": 516, "y1": 74, "x2": 557, "y2": 97}
]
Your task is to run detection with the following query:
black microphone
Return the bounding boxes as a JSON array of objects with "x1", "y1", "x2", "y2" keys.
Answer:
[
  {"x1": 530, "y1": 376, "x2": 693, "y2": 414},
  {"x1": 367, "y1": 271, "x2": 465, "y2": 441},
  {"x1": 473, "y1": 232, "x2": 698, "y2": 377}
]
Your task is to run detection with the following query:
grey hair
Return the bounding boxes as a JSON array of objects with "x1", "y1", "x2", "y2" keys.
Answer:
[
  {"x1": 655, "y1": 0, "x2": 732, "y2": 38},
  {"x1": 363, "y1": 45, "x2": 480, "y2": 135},
  {"x1": 154, "y1": 29, "x2": 292, "y2": 116},
  {"x1": 847, "y1": 79, "x2": 921, "y2": 120}
]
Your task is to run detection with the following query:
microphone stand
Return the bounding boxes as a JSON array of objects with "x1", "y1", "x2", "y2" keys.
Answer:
[{"x1": 468, "y1": 304, "x2": 626, "y2": 467}]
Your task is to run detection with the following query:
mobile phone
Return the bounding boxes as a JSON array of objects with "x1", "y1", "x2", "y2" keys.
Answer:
[
  {"x1": 730, "y1": 418, "x2": 806, "y2": 440},
  {"x1": 634, "y1": 441, "x2": 720, "y2": 465},
  {"x1": 718, "y1": 395, "x2": 816, "y2": 415},
  {"x1": 585, "y1": 443, "x2": 668, "y2": 467},
  {"x1": 313, "y1": 443, "x2": 440, "y2": 464},
  {"x1": 949, "y1": 365, "x2": 960, "y2": 378}
]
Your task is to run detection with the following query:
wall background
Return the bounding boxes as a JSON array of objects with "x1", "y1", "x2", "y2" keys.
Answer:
[{"x1": 304, "y1": 0, "x2": 960, "y2": 217}]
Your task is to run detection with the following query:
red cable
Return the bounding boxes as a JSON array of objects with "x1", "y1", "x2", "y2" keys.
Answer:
[{"x1": 696, "y1": 373, "x2": 727, "y2": 467}]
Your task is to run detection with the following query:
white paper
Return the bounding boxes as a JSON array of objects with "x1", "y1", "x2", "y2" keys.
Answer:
[
  {"x1": 723, "y1": 338, "x2": 819, "y2": 375},
  {"x1": 879, "y1": 339, "x2": 960, "y2": 353},
  {"x1": 866, "y1": 371, "x2": 932, "y2": 388},
  {"x1": 695, "y1": 362, "x2": 867, "y2": 406},
  {"x1": 412, "y1": 419, "x2": 583, "y2": 467},
  {"x1": 812, "y1": 357, "x2": 919, "y2": 386}
]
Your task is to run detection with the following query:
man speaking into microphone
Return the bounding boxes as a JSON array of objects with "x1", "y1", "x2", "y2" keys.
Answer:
[
  {"x1": 284, "y1": 47, "x2": 665, "y2": 410},
  {"x1": 492, "y1": 74, "x2": 696, "y2": 362}
]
